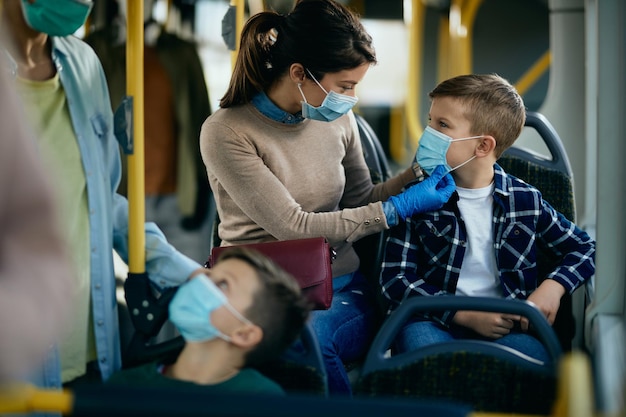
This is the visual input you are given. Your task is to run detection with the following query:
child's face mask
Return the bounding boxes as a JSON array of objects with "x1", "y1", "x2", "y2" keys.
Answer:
[
  {"x1": 21, "y1": 0, "x2": 92, "y2": 37},
  {"x1": 417, "y1": 126, "x2": 483, "y2": 175},
  {"x1": 169, "y1": 274, "x2": 253, "y2": 343},
  {"x1": 298, "y1": 69, "x2": 358, "y2": 122}
]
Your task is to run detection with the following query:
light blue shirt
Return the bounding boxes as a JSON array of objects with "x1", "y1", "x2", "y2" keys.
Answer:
[
  {"x1": 4, "y1": 36, "x2": 200, "y2": 389},
  {"x1": 251, "y1": 91, "x2": 305, "y2": 124}
]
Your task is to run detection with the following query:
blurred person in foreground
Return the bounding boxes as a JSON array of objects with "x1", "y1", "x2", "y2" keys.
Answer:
[{"x1": 0, "y1": 65, "x2": 72, "y2": 382}]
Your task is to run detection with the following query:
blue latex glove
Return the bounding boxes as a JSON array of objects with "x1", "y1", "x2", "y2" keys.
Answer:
[{"x1": 388, "y1": 165, "x2": 456, "y2": 220}]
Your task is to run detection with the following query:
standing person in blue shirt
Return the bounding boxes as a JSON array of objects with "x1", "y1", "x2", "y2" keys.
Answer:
[
  {"x1": 0, "y1": 0, "x2": 206, "y2": 391},
  {"x1": 380, "y1": 74, "x2": 595, "y2": 361}
]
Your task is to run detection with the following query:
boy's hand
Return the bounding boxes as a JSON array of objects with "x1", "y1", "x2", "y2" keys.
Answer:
[
  {"x1": 522, "y1": 280, "x2": 566, "y2": 330},
  {"x1": 453, "y1": 310, "x2": 522, "y2": 339}
]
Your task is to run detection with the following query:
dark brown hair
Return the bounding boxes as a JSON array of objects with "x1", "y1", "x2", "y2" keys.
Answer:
[
  {"x1": 216, "y1": 247, "x2": 311, "y2": 366},
  {"x1": 220, "y1": 0, "x2": 377, "y2": 108}
]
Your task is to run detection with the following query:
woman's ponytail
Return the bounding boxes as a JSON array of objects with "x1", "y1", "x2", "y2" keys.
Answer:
[{"x1": 219, "y1": 12, "x2": 284, "y2": 108}]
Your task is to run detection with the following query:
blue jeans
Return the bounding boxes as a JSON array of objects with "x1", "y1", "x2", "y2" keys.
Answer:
[
  {"x1": 307, "y1": 271, "x2": 377, "y2": 396},
  {"x1": 394, "y1": 319, "x2": 551, "y2": 363}
]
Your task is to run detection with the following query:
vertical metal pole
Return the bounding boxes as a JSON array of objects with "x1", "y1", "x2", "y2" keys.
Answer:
[
  {"x1": 126, "y1": 0, "x2": 146, "y2": 272},
  {"x1": 230, "y1": 0, "x2": 245, "y2": 69},
  {"x1": 402, "y1": 0, "x2": 425, "y2": 160}
]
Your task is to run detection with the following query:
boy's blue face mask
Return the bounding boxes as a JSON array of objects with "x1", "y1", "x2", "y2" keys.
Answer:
[
  {"x1": 416, "y1": 126, "x2": 483, "y2": 175},
  {"x1": 298, "y1": 69, "x2": 358, "y2": 122},
  {"x1": 169, "y1": 274, "x2": 253, "y2": 343},
  {"x1": 21, "y1": 0, "x2": 93, "y2": 37}
]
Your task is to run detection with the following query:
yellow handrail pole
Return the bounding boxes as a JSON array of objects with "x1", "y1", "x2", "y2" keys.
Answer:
[
  {"x1": 552, "y1": 352, "x2": 595, "y2": 417},
  {"x1": 402, "y1": 0, "x2": 426, "y2": 159},
  {"x1": 437, "y1": 14, "x2": 451, "y2": 83},
  {"x1": 126, "y1": 0, "x2": 146, "y2": 273},
  {"x1": 161, "y1": 0, "x2": 172, "y2": 30},
  {"x1": 447, "y1": 0, "x2": 463, "y2": 78},
  {"x1": 249, "y1": 0, "x2": 264, "y2": 15},
  {"x1": 447, "y1": 0, "x2": 483, "y2": 78},
  {"x1": 515, "y1": 50, "x2": 551, "y2": 96},
  {"x1": 0, "y1": 384, "x2": 73, "y2": 415},
  {"x1": 460, "y1": 0, "x2": 482, "y2": 73},
  {"x1": 230, "y1": 0, "x2": 245, "y2": 69}
]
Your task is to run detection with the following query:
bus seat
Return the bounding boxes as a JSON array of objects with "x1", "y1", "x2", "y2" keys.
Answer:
[
  {"x1": 254, "y1": 322, "x2": 328, "y2": 396},
  {"x1": 62, "y1": 385, "x2": 474, "y2": 417},
  {"x1": 208, "y1": 192, "x2": 222, "y2": 249},
  {"x1": 498, "y1": 111, "x2": 575, "y2": 221},
  {"x1": 502, "y1": 111, "x2": 573, "y2": 178},
  {"x1": 354, "y1": 296, "x2": 562, "y2": 414},
  {"x1": 355, "y1": 112, "x2": 392, "y2": 184},
  {"x1": 352, "y1": 113, "x2": 392, "y2": 317},
  {"x1": 497, "y1": 111, "x2": 577, "y2": 351}
]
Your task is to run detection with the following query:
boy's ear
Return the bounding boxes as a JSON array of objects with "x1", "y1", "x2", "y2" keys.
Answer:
[
  {"x1": 476, "y1": 135, "x2": 497, "y2": 157},
  {"x1": 229, "y1": 324, "x2": 263, "y2": 350}
]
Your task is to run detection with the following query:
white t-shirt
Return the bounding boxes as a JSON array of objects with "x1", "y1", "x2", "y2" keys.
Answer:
[{"x1": 455, "y1": 183, "x2": 501, "y2": 297}]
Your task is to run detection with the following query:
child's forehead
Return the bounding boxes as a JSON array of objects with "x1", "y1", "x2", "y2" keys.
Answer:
[
  {"x1": 212, "y1": 258, "x2": 261, "y2": 288},
  {"x1": 430, "y1": 96, "x2": 471, "y2": 120}
]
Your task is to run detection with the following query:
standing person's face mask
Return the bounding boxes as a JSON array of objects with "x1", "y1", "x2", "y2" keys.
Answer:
[
  {"x1": 21, "y1": 0, "x2": 93, "y2": 37},
  {"x1": 417, "y1": 126, "x2": 484, "y2": 175},
  {"x1": 298, "y1": 69, "x2": 358, "y2": 122},
  {"x1": 169, "y1": 274, "x2": 253, "y2": 343}
]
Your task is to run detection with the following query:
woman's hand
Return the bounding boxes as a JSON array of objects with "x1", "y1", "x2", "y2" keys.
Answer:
[{"x1": 388, "y1": 165, "x2": 456, "y2": 219}]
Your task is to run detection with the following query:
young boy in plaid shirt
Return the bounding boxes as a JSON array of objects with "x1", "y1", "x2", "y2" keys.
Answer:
[{"x1": 379, "y1": 74, "x2": 595, "y2": 362}]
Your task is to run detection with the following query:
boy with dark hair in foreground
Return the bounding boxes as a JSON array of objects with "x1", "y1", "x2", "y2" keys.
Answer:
[{"x1": 108, "y1": 247, "x2": 311, "y2": 394}]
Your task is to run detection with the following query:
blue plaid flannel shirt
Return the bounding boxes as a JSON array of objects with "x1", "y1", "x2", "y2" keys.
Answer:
[{"x1": 379, "y1": 164, "x2": 595, "y2": 326}]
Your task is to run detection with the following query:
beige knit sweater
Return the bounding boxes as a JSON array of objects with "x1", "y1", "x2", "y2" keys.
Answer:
[{"x1": 200, "y1": 104, "x2": 415, "y2": 277}]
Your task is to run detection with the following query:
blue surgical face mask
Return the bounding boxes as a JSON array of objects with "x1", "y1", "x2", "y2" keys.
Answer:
[
  {"x1": 169, "y1": 274, "x2": 253, "y2": 343},
  {"x1": 416, "y1": 126, "x2": 483, "y2": 175},
  {"x1": 298, "y1": 69, "x2": 358, "y2": 122},
  {"x1": 21, "y1": 0, "x2": 93, "y2": 37}
]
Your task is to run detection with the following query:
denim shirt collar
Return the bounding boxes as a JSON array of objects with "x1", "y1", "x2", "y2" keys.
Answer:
[{"x1": 251, "y1": 91, "x2": 305, "y2": 124}]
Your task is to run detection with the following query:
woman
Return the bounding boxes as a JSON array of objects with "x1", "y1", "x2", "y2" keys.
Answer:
[{"x1": 200, "y1": 0, "x2": 455, "y2": 396}]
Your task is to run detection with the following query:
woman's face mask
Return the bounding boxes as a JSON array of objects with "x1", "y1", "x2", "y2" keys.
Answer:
[
  {"x1": 416, "y1": 126, "x2": 483, "y2": 175},
  {"x1": 168, "y1": 274, "x2": 253, "y2": 343},
  {"x1": 298, "y1": 69, "x2": 358, "y2": 122},
  {"x1": 21, "y1": 0, "x2": 93, "y2": 37}
]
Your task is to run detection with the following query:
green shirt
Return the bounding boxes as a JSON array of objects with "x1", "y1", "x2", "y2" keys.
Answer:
[{"x1": 106, "y1": 363, "x2": 285, "y2": 396}]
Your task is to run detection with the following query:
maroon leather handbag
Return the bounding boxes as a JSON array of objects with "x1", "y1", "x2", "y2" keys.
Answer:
[{"x1": 206, "y1": 237, "x2": 335, "y2": 310}]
